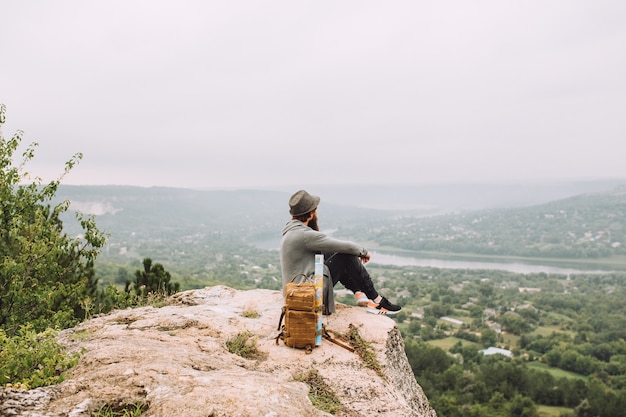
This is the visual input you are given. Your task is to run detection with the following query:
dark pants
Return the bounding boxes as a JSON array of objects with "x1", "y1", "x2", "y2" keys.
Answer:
[{"x1": 324, "y1": 252, "x2": 379, "y2": 301}]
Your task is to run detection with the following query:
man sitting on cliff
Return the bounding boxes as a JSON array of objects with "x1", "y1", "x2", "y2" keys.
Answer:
[{"x1": 280, "y1": 189, "x2": 401, "y2": 315}]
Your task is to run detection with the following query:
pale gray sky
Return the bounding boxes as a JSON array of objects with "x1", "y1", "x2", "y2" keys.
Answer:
[{"x1": 2, "y1": 0, "x2": 625, "y2": 188}]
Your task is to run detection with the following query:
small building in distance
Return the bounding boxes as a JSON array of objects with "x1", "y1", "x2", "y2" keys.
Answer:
[{"x1": 480, "y1": 347, "x2": 513, "y2": 358}]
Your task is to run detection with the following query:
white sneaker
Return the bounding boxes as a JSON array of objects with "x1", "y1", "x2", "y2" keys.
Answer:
[{"x1": 366, "y1": 296, "x2": 402, "y2": 315}]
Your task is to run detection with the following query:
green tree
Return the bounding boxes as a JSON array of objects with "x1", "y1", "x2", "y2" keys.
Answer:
[
  {"x1": 0, "y1": 105, "x2": 107, "y2": 335},
  {"x1": 480, "y1": 328, "x2": 498, "y2": 347},
  {"x1": 126, "y1": 258, "x2": 180, "y2": 296},
  {"x1": 500, "y1": 312, "x2": 533, "y2": 335},
  {"x1": 507, "y1": 394, "x2": 538, "y2": 417},
  {"x1": 405, "y1": 339, "x2": 454, "y2": 375}
]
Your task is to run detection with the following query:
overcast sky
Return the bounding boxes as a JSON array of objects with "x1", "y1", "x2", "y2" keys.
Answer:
[{"x1": 2, "y1": 1, "x2": 625, "y2": 189}]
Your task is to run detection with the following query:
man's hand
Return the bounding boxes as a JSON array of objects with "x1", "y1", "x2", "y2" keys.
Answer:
[{"x1": 360, "y1": 252, "x2": 371, "y2": 264}]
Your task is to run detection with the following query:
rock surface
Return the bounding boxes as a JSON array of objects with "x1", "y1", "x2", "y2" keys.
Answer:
[{"x1": 1, "y1": 286, "x2": 436, "y2": 417}]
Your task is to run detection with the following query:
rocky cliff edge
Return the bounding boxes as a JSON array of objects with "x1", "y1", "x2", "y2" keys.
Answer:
[{"x1": 1, "y1": 286, "x2": 436, "y2": 417}]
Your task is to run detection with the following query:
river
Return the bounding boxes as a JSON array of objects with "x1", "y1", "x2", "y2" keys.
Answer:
[
  {"x1": 368, "y1": 252, "x2": 619, "y2": 275},
  {"x1": 254, "y1": 239, "x2": 621, "y2": 275}
]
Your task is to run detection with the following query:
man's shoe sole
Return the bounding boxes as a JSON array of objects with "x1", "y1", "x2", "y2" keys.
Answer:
[{"x1": 366, "y1": 307, "x2": 401, "y2": 315}]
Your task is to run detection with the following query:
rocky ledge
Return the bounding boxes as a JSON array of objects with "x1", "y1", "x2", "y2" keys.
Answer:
[{"x1": 1, "y1": 286, "x2": 436, "y2": 417}]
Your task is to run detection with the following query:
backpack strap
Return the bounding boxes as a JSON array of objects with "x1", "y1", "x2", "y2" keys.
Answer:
[
  {"x1": 322, "y1": 327, "x2": 355, "y2": 353},
  {"x1": 276, "y1": 306, "x2": 286, "y2": 331},
  {"x1": 289, "y1": 273, "x2": 313, "y2": 284}
]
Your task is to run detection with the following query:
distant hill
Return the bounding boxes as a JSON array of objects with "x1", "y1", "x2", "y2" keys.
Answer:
[
  {"x1": 53, "y1": 186, "x2": 402, "y2": 269},
  {"x1": 54, "y1": 185, "x2": 395, "y2": 240},
  {"x1": 335, "y1": 185, "x2": 626, "y2": 262},
  {"x1": 55, "y1": 186, "x2": 291, "y2": 238},
  {"x1": 53, "y1": 180, "x2": 626, "y2": 236},
  {"x1": 52, "y1": 182, "x2": 626, "y2": 269}
]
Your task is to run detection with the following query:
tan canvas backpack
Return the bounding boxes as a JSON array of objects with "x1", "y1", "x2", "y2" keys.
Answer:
[{"x1": 275, "y1": 274, "x2": 321, "y2": 353}]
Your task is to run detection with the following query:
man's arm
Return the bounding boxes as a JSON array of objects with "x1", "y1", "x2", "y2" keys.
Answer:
[{"x1": 305, "y1": 229, "x2": 368, "y2": 258}]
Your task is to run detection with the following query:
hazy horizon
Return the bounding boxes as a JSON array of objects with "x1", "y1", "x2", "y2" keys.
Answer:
[
  {"x1": 2, "y1": 1, "x2": 625, "y2": 189},
  {"x1": 53, "y1": 178, "x2": 626, "y2": 213}
]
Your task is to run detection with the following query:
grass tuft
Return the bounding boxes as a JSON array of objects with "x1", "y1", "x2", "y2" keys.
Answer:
[
  {"x1": 240, "y1": 308, "x2": 260, "y2": 319},
  {"x1": 346, "y1": 324, "x2": 384, "y2": 379},
  {"x1": 294, "y1": 368, "x2": 343, "y2": 415},
  {"x1": 91, "y1": 402, "x2": 147, "y2": 417},
  {"x1": 225, "y1": 331, "x2": 265, "y2": 360}
]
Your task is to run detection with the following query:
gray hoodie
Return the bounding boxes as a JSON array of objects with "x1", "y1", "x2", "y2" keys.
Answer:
[{"x1": 280, "y1": 219, "x2": 368, "y2": 314}]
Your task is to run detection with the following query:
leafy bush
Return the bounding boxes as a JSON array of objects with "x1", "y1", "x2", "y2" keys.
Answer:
[{"x1": 0, "y1": 325, "x2": 80, "y2": 389}]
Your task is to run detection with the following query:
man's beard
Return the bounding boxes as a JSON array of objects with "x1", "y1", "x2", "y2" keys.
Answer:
[{"x1": 308, "y1": 216, "x2": 319, "y2": 231}]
